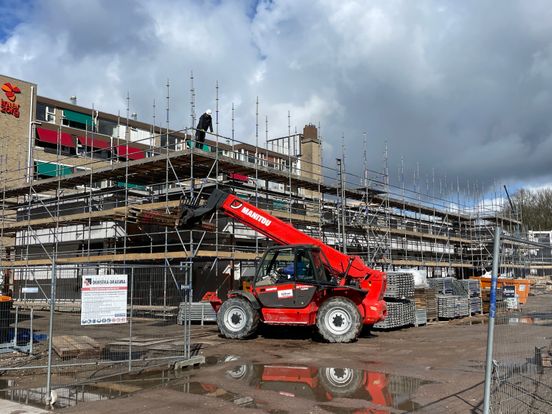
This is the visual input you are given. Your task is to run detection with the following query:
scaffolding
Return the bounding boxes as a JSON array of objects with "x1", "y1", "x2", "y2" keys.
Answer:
[{"x1": 0, "y1": 98, "x2": 538, "y2": 312}]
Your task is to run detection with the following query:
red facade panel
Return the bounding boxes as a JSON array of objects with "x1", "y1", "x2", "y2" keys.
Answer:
[
  {"x1": 36, "y1": 128, "x2": 75, "y2": 148},
  {"x1": 78, "y1": 136, "x2": 110, "y2": 149},
  {"x1": 116, "y1": 145, "x2": 145, "y2": 160}
]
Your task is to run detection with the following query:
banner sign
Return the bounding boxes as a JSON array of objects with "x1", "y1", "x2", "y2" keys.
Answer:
[{"x1": 81, "y1": 275, "x2": 127, "y2": 325}]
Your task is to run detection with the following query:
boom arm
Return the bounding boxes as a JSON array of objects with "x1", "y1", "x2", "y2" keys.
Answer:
[{"x1": 180, "y1": 189, "x2": 380, "y2": 280}]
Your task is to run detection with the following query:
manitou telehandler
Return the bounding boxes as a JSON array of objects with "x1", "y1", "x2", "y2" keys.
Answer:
[{"x1": 172, "y1": 189, "x2": 387, "y2": 343}]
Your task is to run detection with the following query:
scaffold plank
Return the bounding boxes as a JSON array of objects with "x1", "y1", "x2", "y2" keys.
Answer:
[{"x1": 0, "y1": 250, "x2": 258, "y2": 267}]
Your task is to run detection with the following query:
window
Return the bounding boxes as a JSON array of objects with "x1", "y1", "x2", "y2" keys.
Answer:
[
  {"x1": 160, "y1": 134, "x2": 177, "y2": 150},
  {"x1": 256, "y1": 248, "x2": 294, "y2": 286},
  {"x1": 295, "y1": 250, "x2": 315, "y2": 282},
  {"x1": 36, "y1": 103, "x2": 55, "y2": 122},
  {"x1": 98, "y1": 119, "x2": 118, "y2": 136},
  {"x1": 78, "y1": 146, "x2": 112, "y2": 160}
]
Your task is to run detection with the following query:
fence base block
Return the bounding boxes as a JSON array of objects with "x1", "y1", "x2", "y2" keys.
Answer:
[{"x1": 174, "y1": 355, "x2": 205, "y2": 370}]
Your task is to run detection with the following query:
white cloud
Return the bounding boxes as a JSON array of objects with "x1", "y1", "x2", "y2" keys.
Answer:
[{"x1": 1, "y1": 0, "x2": 552, "y2": 195}]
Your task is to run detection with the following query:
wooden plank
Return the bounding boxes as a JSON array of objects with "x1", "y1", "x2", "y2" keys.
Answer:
[
  {"x1": 52, "y1": 335, "x2": 79, "y2": 359},
  {"x1": 1, "y1": 249, "x2": 259, "y2": 267},
  {"x1": 52, "y1": 335, "x2": 101, "y2": 359}
]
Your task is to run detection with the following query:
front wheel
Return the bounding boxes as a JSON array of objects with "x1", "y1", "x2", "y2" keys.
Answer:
[
  {"x1": 316, "y1": 297, "x2": 362, "y2": 343},
  {"x1": 217, "y1": 297, "x2": 259, "y2": 339}
]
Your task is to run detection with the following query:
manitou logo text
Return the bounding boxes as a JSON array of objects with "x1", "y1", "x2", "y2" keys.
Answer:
[
  {"x1": 241, "y1": 207, "x2": 272, "y2": 227},
  {"x1": 1, "y1": 83, "x2": 21, "y2": 118}
]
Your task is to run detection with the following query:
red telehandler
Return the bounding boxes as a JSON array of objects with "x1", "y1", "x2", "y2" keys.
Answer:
[{"x1": 174, "y1": 189, "x2": 387, "y2": 343}]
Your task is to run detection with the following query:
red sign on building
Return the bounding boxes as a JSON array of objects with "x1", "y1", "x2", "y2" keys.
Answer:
[{"x1": 1, "y1": 82, "x2": 21, "y2": 118}]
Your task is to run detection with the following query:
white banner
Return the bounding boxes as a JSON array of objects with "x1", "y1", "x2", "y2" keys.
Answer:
[{"x1": 81, "y1": 275, "x2": 127, "y2": 325}]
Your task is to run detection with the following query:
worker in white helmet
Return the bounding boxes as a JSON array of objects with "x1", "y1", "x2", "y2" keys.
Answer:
[{"x1": 195, "y1": 109, "x2": 213, "y2": 149}]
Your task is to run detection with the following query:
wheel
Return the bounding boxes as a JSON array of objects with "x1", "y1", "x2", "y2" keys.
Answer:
[
  {"x1": 318, "y1": 367, "x2": 363, "y2": 398},
  {"x1": 316, "y1": 297, "x2": 362, "y2": 343},
  {"x1": 225, "y1": 363, "x2": 262, "y2": 386},
  {"x1": 217, "y1": 297, "x2": 260, "y2": 339}
]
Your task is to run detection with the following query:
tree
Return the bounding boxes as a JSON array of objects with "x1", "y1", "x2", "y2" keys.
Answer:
[{"x1": 504, "y1": 188, "x2": 552, "y2": 230}]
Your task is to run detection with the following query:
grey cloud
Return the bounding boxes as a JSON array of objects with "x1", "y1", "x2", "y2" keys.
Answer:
[{"x1": 1, "y1": 0, "x2": 552, "y2": 196}]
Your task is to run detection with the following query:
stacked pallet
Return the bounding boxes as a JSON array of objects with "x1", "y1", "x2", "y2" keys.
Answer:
[
  {"x1": 385, "y1": 272, "x2": 415, "y2": 299},
  {"x1": 461, "y1": 279, "x2": 481, "y2": 297},
  {"x1": 426, "y1": 288, "x2": 438, "y2": 320},
  {"x1": 436, "y1": 295, "x2": 470, "y2": 318},
  {"x1": 469, "y1": 297, "x2": 482, "y2": 314},
  {"x1": 414, "y1": 287, "x2": 437, "y2": 321},
  {"x1": 177, "y1": 302, "x2": 217, "y2": 324},
  {"x1": 374, "y1": 272, "x2": 416, "y2": 329},
  {"x1": 428, "y1": 277, "x2": 455, "y2": 294},
  {"x1": 461, "y1": 279, "x2": 482, "y2": 314},
  {"x1": 374, "y1": 301, "x2": 416, "y2": 329},
  {"x1": 436, "y1": 295, "x2": 468, "y2": 318},
  {"x1": 415, "y1": 309, "x2": 427, "y2": 326}
]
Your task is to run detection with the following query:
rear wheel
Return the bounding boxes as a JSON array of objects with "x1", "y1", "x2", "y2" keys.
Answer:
[
  {"x1": 316, "y1": 297, "x2": 362, "y2": 343},
  {"x1": 217, "y1": 297, "x2": 259, "y2": 339}
]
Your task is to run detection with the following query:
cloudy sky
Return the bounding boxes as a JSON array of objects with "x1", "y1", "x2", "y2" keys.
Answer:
[{"x1": 1, "y1": 0, "x2": 552, "y2": 201}]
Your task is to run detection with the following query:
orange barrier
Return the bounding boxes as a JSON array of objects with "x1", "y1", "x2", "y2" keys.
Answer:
[{"x1": 471, "y1": 277, "x2": 532, "y2": 305}]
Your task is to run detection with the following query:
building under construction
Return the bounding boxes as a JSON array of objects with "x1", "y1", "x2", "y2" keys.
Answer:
[{"x1": 0, "y1": 73, "x2": 540, "y2": 309}]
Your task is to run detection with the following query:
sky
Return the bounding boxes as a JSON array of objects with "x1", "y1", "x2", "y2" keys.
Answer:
[{"x1": 1, "y1": 0, "x2": 552, "y2": 202}]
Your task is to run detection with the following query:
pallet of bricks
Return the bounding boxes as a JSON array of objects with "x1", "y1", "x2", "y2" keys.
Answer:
[
  {"x1": 374, "y1": 272, "x2": 415, "y2": 329},
  {"x1": 428, "y1": 277, "x2": 469, "y2": 320},
  {"x1": 414, "y1": 286, "x2": 437, "y2": 325}
]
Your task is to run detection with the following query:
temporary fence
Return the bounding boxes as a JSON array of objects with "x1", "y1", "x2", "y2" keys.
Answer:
[
  {"x1": 0, "y1": 263, "x2": 198, "y2": 404},
  {"x1": 483, "y1": 229, "x2": 552, "y2": 414}
]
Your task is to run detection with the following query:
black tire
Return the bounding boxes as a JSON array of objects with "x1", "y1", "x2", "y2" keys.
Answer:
[
  {"x1": 217, "y1": 297, "x2": 260, "y2": 339},
  {"x1": 225, "y1": 363, "x2": 262, "y2": 386},
  {"x1": 318, "y1": 367, "x2": 363, "y2": 398},
  {"x1": 316, "y1": 297, "x2": 362, "y2": 343}
]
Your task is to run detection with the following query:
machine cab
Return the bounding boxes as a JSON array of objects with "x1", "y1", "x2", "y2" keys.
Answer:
[{"x1": 252, "y1": 245, "x2": 333, "y2": 308}]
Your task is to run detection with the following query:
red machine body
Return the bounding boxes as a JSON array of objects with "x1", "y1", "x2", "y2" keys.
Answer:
[
  {"x1": 180, "y1": 189, "x2": 387, "y2": 341},
  {"x1": 214, "y1": 192, "x2": 387, "y2": 326}
]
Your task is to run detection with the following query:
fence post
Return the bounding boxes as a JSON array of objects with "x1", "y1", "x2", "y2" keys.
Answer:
[
  {"x1": 128, "y1": 267, "x2": 134, "y2": 372},
  {"x1": 45, "y1": 261, "x2": 56, "y2": 406},
  {"x1": 13, "y1": 305, "x2": 18, "y2": 348},
  {"x1": 483, "y1": 226, "x2": 501, "y2": 414},
  {"x1": 29, "y1": 307, "x2": 33, "y2": 354}
]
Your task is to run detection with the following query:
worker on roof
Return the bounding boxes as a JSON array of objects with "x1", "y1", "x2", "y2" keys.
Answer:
[{"x1": 195, "y1": 109, "x2": 213, "y2": 149}]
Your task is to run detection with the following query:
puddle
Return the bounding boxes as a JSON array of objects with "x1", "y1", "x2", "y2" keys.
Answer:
[
  {"x1": 0, "y1": 361, "x2": 431, "y2": 413},
  {"x1": 205, "y1": 354, "x2": 241, "y2": 366},
  {"x1": 167, "y1": 381, "x2": 260, "y2": 408},
  {"x1": 224, "y1": 363, "x2": 432, "y2": 412},
  {"x1": 0, "y1": 369, "x2": 181, "y2": 409}
]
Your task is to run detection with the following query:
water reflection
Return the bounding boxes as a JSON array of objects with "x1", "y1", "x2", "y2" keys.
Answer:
[
  {"x1": 225, "y1": 363, "x2": 431, "y2": 412},
  {"x1": 0, "y1": 362, "x2": 432, "y2": 412}
]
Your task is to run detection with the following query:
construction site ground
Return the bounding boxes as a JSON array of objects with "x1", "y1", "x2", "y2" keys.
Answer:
[{"x1": 1, "y1": 292, "x2": 551, "y2": 414}]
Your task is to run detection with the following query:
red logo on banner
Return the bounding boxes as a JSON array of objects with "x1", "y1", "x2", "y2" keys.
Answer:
[{"x1": 1, "y1": 82, "x2": 21, "y2": 118}]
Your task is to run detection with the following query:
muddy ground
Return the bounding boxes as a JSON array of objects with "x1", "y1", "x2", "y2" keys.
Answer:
[{"x1": 2, "y1": 293, "x2": 551, "y2": 413}]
